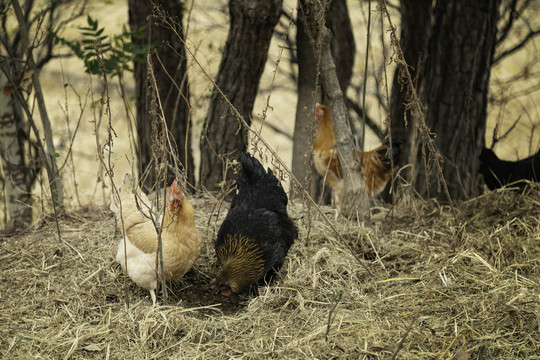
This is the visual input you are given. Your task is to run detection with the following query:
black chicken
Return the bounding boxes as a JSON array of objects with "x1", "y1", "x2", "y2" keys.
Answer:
[
  {"x1": 479, "y1": 148, "x2": 540, "y2": 190},
  {"x1": 210, "y1": 152, "x2": 298, "y2": 296}
]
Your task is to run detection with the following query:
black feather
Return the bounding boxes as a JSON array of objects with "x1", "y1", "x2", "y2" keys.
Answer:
[
  {"x1": 379, "y1": 138, "x2": 404, "y2": 170},
  {"x1": 214, "y1": 152, "x2": 298, "y2": 294},
  {"x1": 479, "y1": 148, "x2": 540, "y2": 190}
]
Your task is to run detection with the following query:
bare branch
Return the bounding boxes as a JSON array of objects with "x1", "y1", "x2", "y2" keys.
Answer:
[
  {"x1": 346, "y1": 96, "x2": 384, "y2": 140},
  {"x1": 491, "y1": 116, "x2": 522, "y2": 148},
  {"x1": 496, "y1": 0, "x2": 519, "y2": 46},
  {"x1": 494, "y1": 27, "x2": 540, "y2": 64}
]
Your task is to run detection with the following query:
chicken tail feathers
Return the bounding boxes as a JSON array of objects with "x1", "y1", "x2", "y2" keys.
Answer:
[
  {"x1": 239, "y1": 152, "x2": 267, "y2": 183},
  {"x1": 379, "y1": 138, "x2": 405, "y2": 170},
  {"x1": 234, "y1": 152, "x2": 289, "y2": 212}
]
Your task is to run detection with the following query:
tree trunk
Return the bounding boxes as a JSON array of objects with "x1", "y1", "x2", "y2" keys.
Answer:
[
  {"x1": 417, "y1": 0, "x2": 501, "y2": 200},
  {"x1": 128, "y1": 0, "x2": 194, "y2": 191},
  {"x1": 292, "y1": 0, "x2": 355, "y2": 200},
  {"x1": 291, "y1": 17, "x2": 319, "y2": 198},
  {"x1": 199, "y1": 0, "x2": 282, "y2": 191},
  {"x1": 299, "y1": 0, "x2": 368, "y2": 218},
  {"x1": 7, "y1": 0, "x2": 63, "y2": 220},
  {"x1": 326, "y1": 0, "x2": 355, "y2": 99},
  {"x1": 0, "y1": 75, "x2": 34, "y2": 228},
  {"x1": 389, "y1": 0, "x2": 432, "y2": 168}
]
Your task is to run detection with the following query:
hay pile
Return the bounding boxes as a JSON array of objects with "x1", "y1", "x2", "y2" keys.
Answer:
[{"x1": 1, "y1": 187, "x2": 539, "y2": 359}]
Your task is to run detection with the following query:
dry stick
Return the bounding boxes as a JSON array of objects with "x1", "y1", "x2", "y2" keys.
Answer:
[
  {"x1": 379, "y1": 7, "x2": 392, "y2": 131},
  {"x1": 379, "y1": 0, "x2": 454, "y2": 211},
  {"x1": 147, "y1": 54, "x2": 169, "y2": 305},
  {"x1": 57, "y1": 84, "x2": 86, "y2": 172},
  {"x1": 154, "y1": 7, "x2": 225, "y2": 192},
  {"x1": 378, "y1": 3, "x2": 459, "y2": 355},
  {"x1": 378, "y1": 2, "x2": 399, "y2": 215},
  {"x1": 256, "y1": 8, "x2": 294, "y2": 139},
  {"x1": 378, "y1": 5, "x2": 457, "y2": 353},
  {"x1": 147, "y1": 50, "x2": 189, "y2": 187},
  {"x1": 378, "y1": 4, "x2": 395, "y2": 163},
  {"x1": 58, "y1": 82, "x2": 88, "y2": 207},
  {"x1": 305, "y1": 17, "x2": 325, "y2": 261},
  {"x1": 91, "y1": 42, "x2": 130, "y2": 308},
  {"x1": 115, "y1": 74, "x2": 138, "y2": 167},
  {"x1": 206, "y1": 187, "x2": 235, "y2": 229},
  {"x1": 182, "y1": 41, "x2": 375, "y2": 277},
  {"x1": 153, "y1": 50, "x2": 191, "y2": 190},
  {"x1": 147, "y1": 50, "x2": 190, "y2": 304},
  {"x1": 360, "y1": 0, "x2": 372, "y2": 156},
  {"x1": 325, "y1": 290, "x2": 343, "y2": 342},
  {"x1": 300, "y1": 1, "x2": 369, "y2": 218},
  {"x1": 153, "y1": 6, "x2": 202, "y2": 191}
]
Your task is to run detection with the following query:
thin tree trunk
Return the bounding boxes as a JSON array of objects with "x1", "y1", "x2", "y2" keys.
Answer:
[
  {"x1": 128, "y1": 0, "x2": 194, "y2": 191},
  {"x1": 417, "y1": 0, "x2": 501, "y2": 199},
  {"x1": 292, "y1": 13, "x2": 319, "y2": 199},
  {"x1": 292, "y1": 0, "x2": 355, "y2": 200},
  {"x1": 299, "y1": 0, "x2": 368, "y2": 217},
  {"x1": 11, "y1": 0, "x2": 63, "y2": 215},
  {"x1": 326, "y1": 0, "x2": 355, "y2": 99},
  {"x1": 199, "y1": 0, "x2": 282, "y2": 191},
  {"x1": 0, "y1": 75, "x2": 33, "y2": 228}
]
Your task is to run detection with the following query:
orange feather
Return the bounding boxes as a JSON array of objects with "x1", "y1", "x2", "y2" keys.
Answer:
[{"x1": 313, "y1": 104, "x2": 401, "y2": 207}]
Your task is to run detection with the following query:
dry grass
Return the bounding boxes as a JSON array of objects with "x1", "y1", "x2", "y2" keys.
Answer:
[
  {"x1": 3, "y1": 2, "x2": 539, "y2": 358},
  {"x1": 1, "y1": 185, "x2": 539, "y2": 359}
]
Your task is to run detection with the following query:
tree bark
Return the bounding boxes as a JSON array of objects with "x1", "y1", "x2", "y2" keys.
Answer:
[
  {"x1": 299, "y1": 0, "x2": 368, "y2": 217},
  {"x1": 199, "y1": 0, "x2": 282, "y2": 191},
  {"x1": 417, "y1": 0, "x2": 501, "y2": 200},
  {"x1": 326, "y1": 0, "x2": 355, "y2": 99},
  {"x1": 0, "y1": 75, "x2": 34, "y2": 228},
  {"x1": 389, "y1": 0, "x2": 432, "y2": 168},
  {"x1": 292, "y1": 0, "x2": 355, "y2": 200},
  {"x1": 9, "y1": 0, "x2": 63, "y2": 220},
  {"x1": 128, "y1": 0, "x2": 194, "y2": 191},
  {"x1": 291, "y1": 17, "x2": 319, "y2": 198}
]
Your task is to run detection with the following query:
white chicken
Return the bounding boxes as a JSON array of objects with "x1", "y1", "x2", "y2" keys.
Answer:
[{"x1": 111, "y1": 173, "x2": 202, "y2": 305}]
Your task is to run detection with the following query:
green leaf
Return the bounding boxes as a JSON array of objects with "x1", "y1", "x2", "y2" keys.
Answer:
[
  {"x1": 86, "y1": 60, "x2": 102, "y2": 75},
  {"x1": 87, "y1": 15, "x2": 98, "y2": 29}
]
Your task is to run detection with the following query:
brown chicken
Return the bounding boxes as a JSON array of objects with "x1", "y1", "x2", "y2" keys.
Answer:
[
  {"x1": 313, "y1": 104, "x2": 402, "y2": 207},
  {"x1": 111, "y1": 173, "x2": 202, "y2": 305}
]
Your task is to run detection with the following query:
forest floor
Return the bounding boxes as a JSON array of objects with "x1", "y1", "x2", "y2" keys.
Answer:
[{"x1": 1, "y1": 185, "x2": 539, "y2": 359}]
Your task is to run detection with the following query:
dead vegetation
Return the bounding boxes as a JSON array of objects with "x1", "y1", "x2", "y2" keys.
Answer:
[{"x1": 1, "y1": 185, "x2": 539, "y2": 359}]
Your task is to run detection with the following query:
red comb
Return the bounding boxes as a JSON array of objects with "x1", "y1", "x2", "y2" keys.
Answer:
[{"x1": 169, "y1": 180, "x2": 179, "y2": 195}]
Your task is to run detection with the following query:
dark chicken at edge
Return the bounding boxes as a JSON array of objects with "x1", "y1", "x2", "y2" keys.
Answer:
[
  {"x1": 210, "y1": 152, "x2": 298, "y2": 296},
  {"x1": 480, "y1": 148, "x2": 540, "y2": 190}
]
